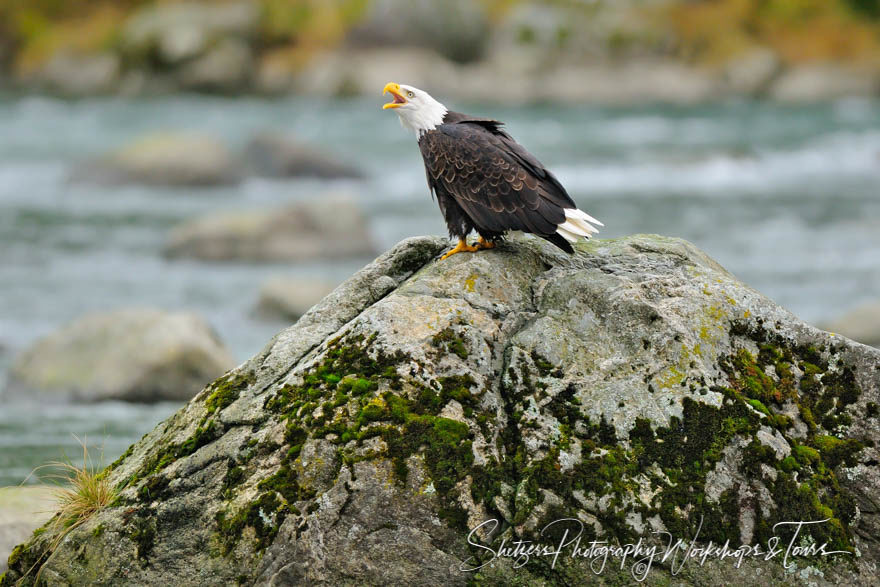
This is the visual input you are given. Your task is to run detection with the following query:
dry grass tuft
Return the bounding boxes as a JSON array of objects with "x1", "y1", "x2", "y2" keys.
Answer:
[
  {"x1": 43, "y1": 444, "x2": 115, "y2": 536},
  {"x1": 15, "y1": 437, "x2": 116, "y2": 584}
]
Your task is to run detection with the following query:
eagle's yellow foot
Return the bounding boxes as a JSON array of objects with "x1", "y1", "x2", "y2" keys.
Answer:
[
  {"x1": 476, "y1": 237, "x2": 496, "y2": 250},
  {"x1": 440, "y1": 239, "x2": 480, "y2": 260}
]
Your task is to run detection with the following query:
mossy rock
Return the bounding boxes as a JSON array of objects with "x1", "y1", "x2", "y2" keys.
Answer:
[{"x1": 4, "y1": 235, "x2": 880, "y2": 586}]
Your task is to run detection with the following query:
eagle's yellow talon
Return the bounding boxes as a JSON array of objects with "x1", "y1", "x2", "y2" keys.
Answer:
[
  {"x1": 476, "y1": 237, "x2": 496, "y2": 250},
  {"x1": 440, "y1": 239, "x2": 480, "y2": 260}
]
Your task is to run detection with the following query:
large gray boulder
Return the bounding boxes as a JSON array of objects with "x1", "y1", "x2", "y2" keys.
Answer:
[
  {"x1": 6, "y1": 308, "x2": 235, "y2": 403},
  {"x1": 163, "y1": 197, "x2": 377, "y2": 262},
  {"x1": 4, "y1": 235, "x2": 879, "y2": 585}
]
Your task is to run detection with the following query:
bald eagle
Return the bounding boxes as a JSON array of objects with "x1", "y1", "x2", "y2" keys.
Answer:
[{"x1": 382, "y1": 82, "x2": 602, "y2": 260}]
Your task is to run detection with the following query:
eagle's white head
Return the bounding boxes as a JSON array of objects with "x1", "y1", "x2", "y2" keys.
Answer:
[{"x1": 382, "y1": 82, "x2": 448, "y2": 136}]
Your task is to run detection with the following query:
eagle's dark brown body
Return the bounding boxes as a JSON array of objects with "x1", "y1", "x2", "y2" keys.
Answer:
[{"x1": 418, "y1": 111, "x2": 577, "y2": 253}]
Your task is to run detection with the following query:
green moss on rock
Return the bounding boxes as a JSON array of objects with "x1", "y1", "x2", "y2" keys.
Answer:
[
  {"x1": 138, "y1": 474, "x2": 171, "y2": 502},
  {"x1": 205, "y1": 371, "x2": 255, "y2": 415},
  {"x1": 222, "y1": 464, "x2": 245, "y2": 497},
  {"x1": 431, "y1": 327, "x2": 468, "y2": 359},
  {"x1": 131, "y1": 516, "x2": 156, "y2": 561},
  {"x1": 466, "y1": 331, "x2": 868, "y2": 557},
  {"x1": 814, "y1": 435, "x2": 865, "y2": 468},
  {"x1": 257, "y1": 463, "x2": 315, "y2": 504},
  {"x1": 215, "y1": 492, "x2": 287, "y2": 555},
  {"x1": 124, "y1": 418, "x2": 219, "y2": 490}
]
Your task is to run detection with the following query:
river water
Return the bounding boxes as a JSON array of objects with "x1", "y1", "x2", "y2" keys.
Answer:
[{"x1": 1, "y1": 95, "x2": 879, "y2": 485}]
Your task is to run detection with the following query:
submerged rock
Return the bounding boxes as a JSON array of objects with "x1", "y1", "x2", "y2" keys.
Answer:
[
  {"x1": 69, "y1": 132, "x2": 241, "y2": 187},
  {"x1": 163, "y1": 197, "x2": 377, "y2": 262},
  {"x1": 6, "y1": 308, "x2": 235, "y2": 403},
  {"x1": 254, "y1": 277, "x2": 338, "y2": 322},
  {"x1": 4, "y1": 235, "x2": 879, "y2": 585},
  {"x1": 822, "y1": 301, "x2": 880, "y2": 348},
  {"x1": 244, "y1": 133, "x2": 364, "y2": 180}
]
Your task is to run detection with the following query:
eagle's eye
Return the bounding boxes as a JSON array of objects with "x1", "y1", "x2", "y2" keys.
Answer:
[{"x1": 407, "y1": 91, "x2": 414, "y2": 98}]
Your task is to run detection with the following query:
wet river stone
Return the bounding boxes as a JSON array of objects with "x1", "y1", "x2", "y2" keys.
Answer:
[
  {"x1": 6, "y1": 308, "x2": 235, "y2": 403},
  {"x1": 4, "y1": 235, "x2": 879, "y2": 585}
]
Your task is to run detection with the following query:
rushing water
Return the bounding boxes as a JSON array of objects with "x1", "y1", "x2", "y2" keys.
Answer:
[{"x1": 1, "y1": 94, "x2": 879, "y2": 485}]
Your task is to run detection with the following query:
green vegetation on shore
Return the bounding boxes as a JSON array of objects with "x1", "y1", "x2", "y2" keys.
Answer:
[
  {"x1": 3, "y1": 0, "x2": 880, "y2": 94},
  {"x1": 664, "y1": 0, "x2": 880, "y2": 65}
]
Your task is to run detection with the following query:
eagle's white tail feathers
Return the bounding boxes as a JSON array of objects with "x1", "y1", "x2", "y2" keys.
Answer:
[
  {"x1": 565, "y1": 207, "x2": 604, "y2": 228},
  {"x1": 557, "y1": 208, "x2": 603, "y2": 243},
  {"x1": 557, "y1": 227, "x2": 581, "y2": 243}
]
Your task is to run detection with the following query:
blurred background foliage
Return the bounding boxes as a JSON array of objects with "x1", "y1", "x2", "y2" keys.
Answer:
[
  {"x1": 2, "y1": 0, "x2": 880, "y2": 79},
  {"x1": 664, "y1": 0, "x2": 880, "y2": 65}
]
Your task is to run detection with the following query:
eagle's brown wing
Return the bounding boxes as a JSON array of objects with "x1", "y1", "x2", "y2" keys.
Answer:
[{"x1": 419, "y1": 120, "x2": 575, "y2": 249}]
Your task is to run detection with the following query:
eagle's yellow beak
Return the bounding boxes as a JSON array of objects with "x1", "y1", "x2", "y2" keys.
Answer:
[{"x1": 383, "y1": 82, "x2": 406, "y2": 109}]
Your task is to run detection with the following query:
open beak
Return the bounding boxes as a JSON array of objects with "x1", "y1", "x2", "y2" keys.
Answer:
[{"x1": 382, "y1": 82, "x2": 406, "y2": 109}]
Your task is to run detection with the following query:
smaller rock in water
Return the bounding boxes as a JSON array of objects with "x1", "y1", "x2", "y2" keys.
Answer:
[
  {"x1": 821, "y1": 301, "x2": 880, "y2": 348},
  {"x1": 69, "y1": 132, "x2": 242, "y2": 187},
  {"x1": 244, "y1": 132, "x2": 364, "y2": 180},
  {"x1": 6, "y1": 308, "x2": 235, "y2": 403},
  {"x1": 163, "y1": 196, "x2": 378, "y2": 262},
  {"x1": 0, "y1": 487, "x2": 56, "y2": 574},
  {"x1": 255, "y1": 277, "x2": 338, "y2": 321}
]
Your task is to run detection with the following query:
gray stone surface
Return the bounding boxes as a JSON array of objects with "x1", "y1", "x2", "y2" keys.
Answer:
[
  {"x1": 6, "y1": 308, "x2": 235, "y2": 403},
  {"x1": 4, "y1": 235, "x2": 879, "y2": 585}
]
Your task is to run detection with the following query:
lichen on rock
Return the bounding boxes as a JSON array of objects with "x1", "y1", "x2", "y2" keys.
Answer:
[{"x1": 4, "y1": 234, "x2": 879, "y2": 586}]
